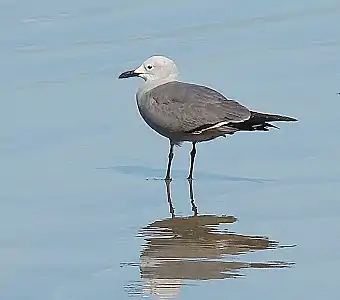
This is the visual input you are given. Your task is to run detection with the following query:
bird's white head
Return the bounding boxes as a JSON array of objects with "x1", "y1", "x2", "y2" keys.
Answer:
[{"x1": 118, "y1": 55, "x2": 179, "y2": 82}]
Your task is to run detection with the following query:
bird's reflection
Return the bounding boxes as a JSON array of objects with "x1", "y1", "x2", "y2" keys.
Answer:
[{"x1": 126, "y1": 180, "x2": 295, "y2": 298}]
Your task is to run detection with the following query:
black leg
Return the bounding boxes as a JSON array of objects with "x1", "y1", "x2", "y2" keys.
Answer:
[
  {"x1": 188, "y1": 179, "x2": 198, "y2": 216},
  {"x1": 187, "y1": 142, "x2": 197, "y2": 180},
  {"x1": 165, "y1": 179, "x2": 175, "y2": 218},
  {"x1": 165, "y1": 141, "x2": 174, "y2": 181}
]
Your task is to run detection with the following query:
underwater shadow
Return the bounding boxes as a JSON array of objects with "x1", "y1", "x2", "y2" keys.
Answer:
[{"x1": 124, "y1": 180, "x2": 295, "y2": 298}]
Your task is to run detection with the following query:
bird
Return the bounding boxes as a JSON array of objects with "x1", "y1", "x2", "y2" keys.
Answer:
[{"x1": 118, "y1": 55, "x2": 298, "y2": 181}]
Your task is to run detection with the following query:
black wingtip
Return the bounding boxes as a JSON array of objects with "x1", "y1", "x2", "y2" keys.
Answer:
[
  {"x1": 288, "y1": 116, "x2": 298, "y2": 122},
  {"x1": 276, "y1": 116, "x2": 298, "y2": 122},
  {"x1": 272, "y1": 114, "x2": 298, "y2": 122},
  {"x1": 251, "y1": 111, "x2": 298, "y2": 122},
  {"x1": 276, "y1": 114, "x2": 298, "y2": 122}
]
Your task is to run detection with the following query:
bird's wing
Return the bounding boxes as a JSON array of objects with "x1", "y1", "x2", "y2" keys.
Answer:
[{"x1": 142, "y1": 81, "x2": 251, "y2": 133}]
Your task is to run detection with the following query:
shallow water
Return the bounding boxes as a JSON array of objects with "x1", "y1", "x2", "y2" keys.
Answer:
[{"x1": 1, "y1": 0, "x2": 340, "y2": 299}]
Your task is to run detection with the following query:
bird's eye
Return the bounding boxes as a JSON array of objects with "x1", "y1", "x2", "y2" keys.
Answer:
[{"x1": 147, "y1": 65, "x2": 153, "y2": 70}]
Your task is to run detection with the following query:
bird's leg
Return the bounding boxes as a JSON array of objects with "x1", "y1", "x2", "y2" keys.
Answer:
[
  {"x1": 187, "y1": 142, "x2": 197, "y2": 180},
  {"x1": 165, "y1": 141, "x2": 174, "y2": 181},
  {"x1": 188, "y1": 179, "x2": 198, "y2": 216}
]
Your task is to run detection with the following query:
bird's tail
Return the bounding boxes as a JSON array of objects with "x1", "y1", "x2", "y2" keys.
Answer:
[{"x1": 229, "y1": 111, "x2": 298, "y2": 132}]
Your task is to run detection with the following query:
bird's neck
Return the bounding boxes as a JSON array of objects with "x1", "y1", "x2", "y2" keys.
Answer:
[{"x1": 137, "y1": 76, "x2": 178, "y2": 99}]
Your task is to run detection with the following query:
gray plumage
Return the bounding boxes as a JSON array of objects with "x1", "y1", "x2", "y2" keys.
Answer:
[
  {"x1": 118, "y1": 55, "x2": 298, "y2": 180},
  {"x1": 140, "y1": 81, "x2": 250, "y2": 139}
]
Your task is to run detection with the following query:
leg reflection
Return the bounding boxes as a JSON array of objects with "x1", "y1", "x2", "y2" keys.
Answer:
[
  {"x1": 188, "y1": 179, "x2": 198, "y2": 216},
  {"x1": 165, "y1": 180, "x2": 175, "y2": 218},
  {"x1": 164, "y1": 179, "x2": 199, "y2": 217}
]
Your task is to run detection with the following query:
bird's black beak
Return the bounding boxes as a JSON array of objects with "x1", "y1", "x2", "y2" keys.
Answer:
[{"x1": 118, "y1": 69, "x2": 140, "y2": 79}]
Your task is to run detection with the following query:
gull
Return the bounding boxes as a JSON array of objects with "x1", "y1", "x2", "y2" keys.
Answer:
[{"x1": 118, "y1": 55, "x2": 298, "y2": 181}]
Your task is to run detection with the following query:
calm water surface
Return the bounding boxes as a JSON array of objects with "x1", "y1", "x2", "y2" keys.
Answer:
[{"x1": 1, "y1": 0, "x2": 340, "y2": 299}]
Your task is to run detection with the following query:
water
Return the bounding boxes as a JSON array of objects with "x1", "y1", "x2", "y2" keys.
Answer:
[{"x1": 1, "y1": 0, "x2": 340, "y2": 299}]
